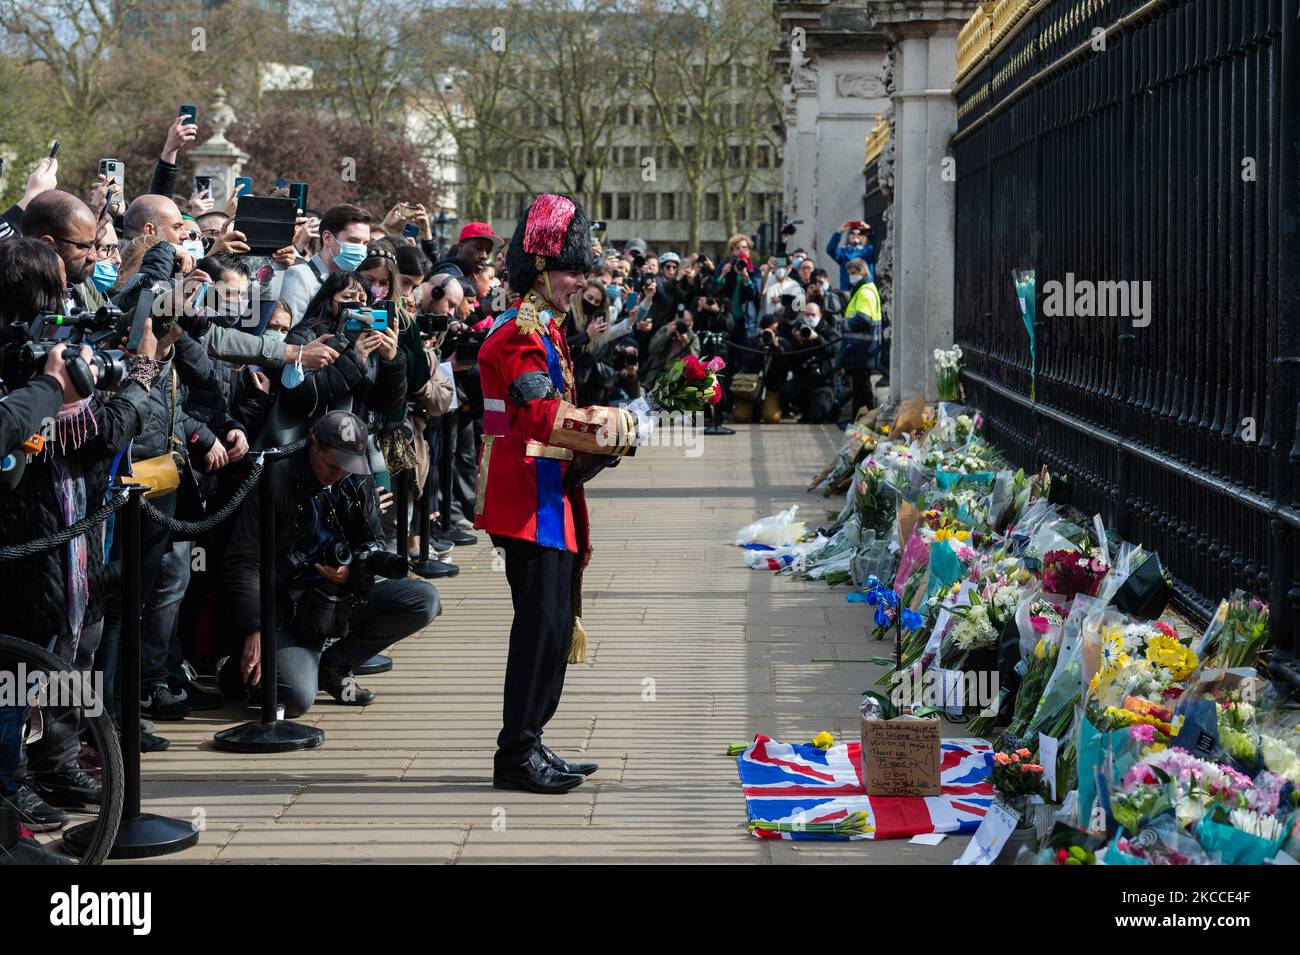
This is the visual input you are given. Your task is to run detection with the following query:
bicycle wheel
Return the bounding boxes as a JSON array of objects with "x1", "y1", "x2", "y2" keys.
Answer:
[{"x1": 0, "y1": 634, "x2": 124, "y2": 865}]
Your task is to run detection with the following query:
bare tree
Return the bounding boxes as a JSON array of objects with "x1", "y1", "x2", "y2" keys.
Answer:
[
  {"x1": 635, "y1": 0, "x2": 779, "y2": 247},
  {"x1": 403, "y1": 0, "x2": 532, "y2": 222},
  {"x1": 0, "y1": 0, "x2": 140, "y2": 125},
  {"x1": 506, "y1": 0, "x2": 634, "y2": 213},
  {"x1": 301, "y1": 0, "x2": 412, "y2": 128}
]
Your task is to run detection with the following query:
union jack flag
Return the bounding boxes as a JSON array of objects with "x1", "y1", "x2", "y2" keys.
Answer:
[{"x1": 737, "y1": 735, "x2": 995, "y2": 840}]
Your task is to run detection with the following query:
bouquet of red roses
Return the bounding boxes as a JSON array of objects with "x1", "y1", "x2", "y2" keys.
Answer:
[{"x1": 647, "y1": 355, "x2": 726, "y2": 413}]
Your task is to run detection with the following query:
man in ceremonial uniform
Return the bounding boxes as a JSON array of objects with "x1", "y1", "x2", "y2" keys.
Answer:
[{"x1": 475, "y1": 194, "x2": 642, "y2": 794}]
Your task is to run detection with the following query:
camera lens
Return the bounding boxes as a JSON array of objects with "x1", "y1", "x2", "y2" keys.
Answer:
[{"x1": 331, "y1": 542, "x2": 353, "y2": 566}]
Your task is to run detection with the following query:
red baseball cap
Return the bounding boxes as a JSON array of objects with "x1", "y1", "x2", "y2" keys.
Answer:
[{"x1": 458, "y1": 221, "x2": 504, "y2": 251}]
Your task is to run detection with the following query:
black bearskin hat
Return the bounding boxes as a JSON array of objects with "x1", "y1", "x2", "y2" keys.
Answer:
[{"x1": 506, "y1": 193, "x2": 595, "y2": 295}]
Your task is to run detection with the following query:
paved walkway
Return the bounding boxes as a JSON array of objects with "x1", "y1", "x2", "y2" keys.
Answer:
[{"x1": 134, "y1": 423, "x2": 970, "y2": 864}]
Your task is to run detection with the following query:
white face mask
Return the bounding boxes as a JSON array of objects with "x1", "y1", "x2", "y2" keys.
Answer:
[
  {"x1": 181, "y1": 239, "x2": 205, "y2": 262},
  {"x1": 775, "y1": 267, "x2": 788, "y2": 281}
]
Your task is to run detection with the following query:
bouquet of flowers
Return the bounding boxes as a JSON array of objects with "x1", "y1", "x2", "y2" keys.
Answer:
[
  {"x1": 928, "y1": 411, "x2": 980, "y2": 449},
  {"x1": 1005, "y1": 595, "x2": 1068, "y2": 737},
  {"x1": 1085, "y1": 619, "x2": 1195, "y2": 736},
  {"x1": 934, "y1": 345, "x2": 963, "y2": 401},
  {"x1": 1041, "y1": 549, "x2": 1108, "y2": 599},
  {"x1": 811, "y1": 421, "x2": 880, "y2": 496},
  {"x1": 992, "y1": 748, "x2": 1049, "y2": 803},
  {"x1": 852, "y1": 460, "x2": 900, "y2": 538},
  {"x1": 1197, "y1": 591, "x2": 1271, "y2": 670},
  {"x1": 647, "y1": 354, "x2": 725, "y2": 412}
]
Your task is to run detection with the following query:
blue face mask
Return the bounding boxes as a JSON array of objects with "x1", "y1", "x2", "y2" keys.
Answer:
[
  {"x1": 281, "y1": 358, "x2": 305, "y2": 389},
  {"x1": 333, "y1": 240, "x2": 367, "y2": 271},
  {"x1": 606, "y1": 285, "x2": 621, "y2": 301},
  {"x1": 263, "y1": 329, "x2": 287, "y2": 345},
  {"x1": 91, "y1": 260, "x2": 119, "y2": 293}
]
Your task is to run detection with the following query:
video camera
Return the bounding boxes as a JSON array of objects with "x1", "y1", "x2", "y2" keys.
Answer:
[{"x1": 1, "y1": 304, "x2": 139, "y2": 398}]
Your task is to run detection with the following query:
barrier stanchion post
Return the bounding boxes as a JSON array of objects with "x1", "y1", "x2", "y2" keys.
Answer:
[
  {"x1": 411, "y1": 417, "x2": 459, "y2": 578},
  {"x1": 214, "y1": 453, "x2": 324, "y2": 752},
  {"x1": 66, "y1": 485, "x2": 199, "y2": 858}
]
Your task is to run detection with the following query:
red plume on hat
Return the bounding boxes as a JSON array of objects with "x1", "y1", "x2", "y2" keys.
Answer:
[
  {"x1": 522, "y1": 194, "x2": 576, "y2": 257},
  {"x1": 506, "y1": 193, "x2": 595, "y2": 294}
]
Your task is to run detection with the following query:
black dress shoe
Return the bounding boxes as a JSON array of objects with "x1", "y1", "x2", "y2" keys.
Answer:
[
  {"x1": 442, "y1": 527, "x2": 478, "y2": 546},
  {"x1": 140, "y1": 731, "x2": 170, "y2": 753},
  {"x1": 704, "y1": 425, "x2": 736, "y2": 435},
  {"x1": 493, "y1": 750, "x2": 585, "y2": 794},
  {"x1": 539, "y1": 744, "x2": 598, "y2": 777},
  {"x1": 29, "y1": 768, "x2": 101, "y2": 808},
  {"x1": 319, "y1": 664, "x2": 375, "y2": 706}
]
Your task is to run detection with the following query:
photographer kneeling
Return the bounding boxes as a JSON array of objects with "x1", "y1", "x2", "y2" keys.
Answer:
[{"x1": 220, "y1": 412, "x2": 439, "y2": 717}]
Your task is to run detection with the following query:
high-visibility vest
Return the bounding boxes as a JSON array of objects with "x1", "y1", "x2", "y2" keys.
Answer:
[{"x1": 844, "y1": 281, "x2": 881, "y2": 335}]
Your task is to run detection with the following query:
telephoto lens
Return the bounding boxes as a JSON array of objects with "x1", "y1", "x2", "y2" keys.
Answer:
[
  {"x1": 330, "y1": 542, "x2": 354, "y2": 566},
  {"x1": 91, "y1": 351, "x2": 131, "y2": 390},
  {"x1": 355, "y1": 545, "x2": 409, "y2": 581}
]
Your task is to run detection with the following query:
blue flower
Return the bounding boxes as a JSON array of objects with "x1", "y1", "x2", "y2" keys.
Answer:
[
  {"x1": 901, "y1": 608, "x2": 923, "y2": 631},
  {"x1": 865, "y1": 589, "x2": 881, "y2": 606},
  {"x1": 874, "y1": 608, "x2": 890, "y2": 629},
  {"x1": 882, "y1": 589, "x2": 900, "y2": 608},
  {"x1": 866, "y1": 575, "x2": 881, "y2": 590}
]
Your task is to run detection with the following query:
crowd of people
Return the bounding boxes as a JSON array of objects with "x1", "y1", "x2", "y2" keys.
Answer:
[{"x1": 0, "y1": 113, "x2": 886, "y2": 848}]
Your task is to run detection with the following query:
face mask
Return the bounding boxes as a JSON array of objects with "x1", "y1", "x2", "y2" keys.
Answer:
[
  {"x1": 821, "y1": 281, "x2": 830, "y2": 292},
  {"x1": 182, "y1": 239, "x2": 205, "y2": 262},
  {"x1": 263, "y1": 329, "x2": 287, "y2": 345},
  {"x1": 91, "y1": 260, "x2": 118, "y2": 293},
  {"x1": 581, "y1": 299, "x2": 599, "y2": 316},
  {"x1": 370, "y1": 282, "x2": 389, "y2": 300},
  {"x1": 775, "y1": 268, "x2": 788, "y2": 281},
  {"x1": 281, "y1": 354, "x2": 305, "y2": 389},
  {"x1": 332, "y1": 239, "x2": 367, "y2": 271},
  {"x1": 606, "y1": 285, "x2": 621, "y2": 301}
]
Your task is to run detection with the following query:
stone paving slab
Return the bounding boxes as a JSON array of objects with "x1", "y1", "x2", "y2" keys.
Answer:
[{"x1": 131, "y1": 424, "x2": 967, "y2": 864}]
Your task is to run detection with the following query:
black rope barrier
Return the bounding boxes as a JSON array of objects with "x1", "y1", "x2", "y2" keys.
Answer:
[
  {"x1": 0, "y1": 436, "x2": 310, "y2": 558},
  {"x1": 0, "y1": 491, "x2": 130, "y2": 561},
  {"x1": 139, "y1": 435, "x2": 310, "y2": 539}
]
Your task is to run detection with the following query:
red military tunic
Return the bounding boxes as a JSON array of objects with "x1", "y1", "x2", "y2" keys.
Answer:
[{"x1": 474, "y1": 291, "x2": 636, "y2": 553}]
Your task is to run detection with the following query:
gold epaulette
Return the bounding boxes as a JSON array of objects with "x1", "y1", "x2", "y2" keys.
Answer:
[{"x1": 515, "y1": 296, "x2": 546, "y2": 337}]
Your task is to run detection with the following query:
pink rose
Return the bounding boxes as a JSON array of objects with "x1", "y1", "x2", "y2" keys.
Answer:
[
  {"x1": 1030, "y1": 615, "x2": 1050, "y2": 634},
  {"x1": 705, "y1": 356, "x2": 726, "y2": 373}
]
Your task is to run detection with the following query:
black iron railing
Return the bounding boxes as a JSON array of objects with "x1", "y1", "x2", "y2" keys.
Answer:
[{"x1": 952, "y1": 0, "x2": 1300, "y2": 660}]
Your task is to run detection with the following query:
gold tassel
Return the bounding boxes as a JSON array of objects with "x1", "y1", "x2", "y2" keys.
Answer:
[{"x1": 568, "y1": 616, "x2": 588, "y2": 664}]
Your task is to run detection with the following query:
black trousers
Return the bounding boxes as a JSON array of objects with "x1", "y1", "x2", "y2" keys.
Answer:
[
  {"x1": 491, "y1": 534, "x2": 575, "y2": 770},
  {"x1": 848, "y1": 367, "x2": 875, "y2": 418},
  {"x1": 218, "y1": 577, "x2": 439, "y2": 718}
]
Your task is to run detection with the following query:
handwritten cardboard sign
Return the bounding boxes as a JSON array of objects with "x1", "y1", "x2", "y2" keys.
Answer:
[{"x1": 859, "y1": 714, "x2": 941, "y2": 796}]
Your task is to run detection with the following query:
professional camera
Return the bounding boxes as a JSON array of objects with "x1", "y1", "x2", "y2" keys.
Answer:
[
  {"x1": 353, "y1": 543, "x2": 408, "y2": 584},
  {"x1": 414, "y1": 310, "x2": 450, "y2": 338},
  {"x1": 794, "y1": 320, "x2": 816, "y2": 340},
  {"x1": 1, "y1": 304, "x2": 135, "y2": 398},
  {"x1": 673, "y1": 318, "x2": 689, "y2": 337}
]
